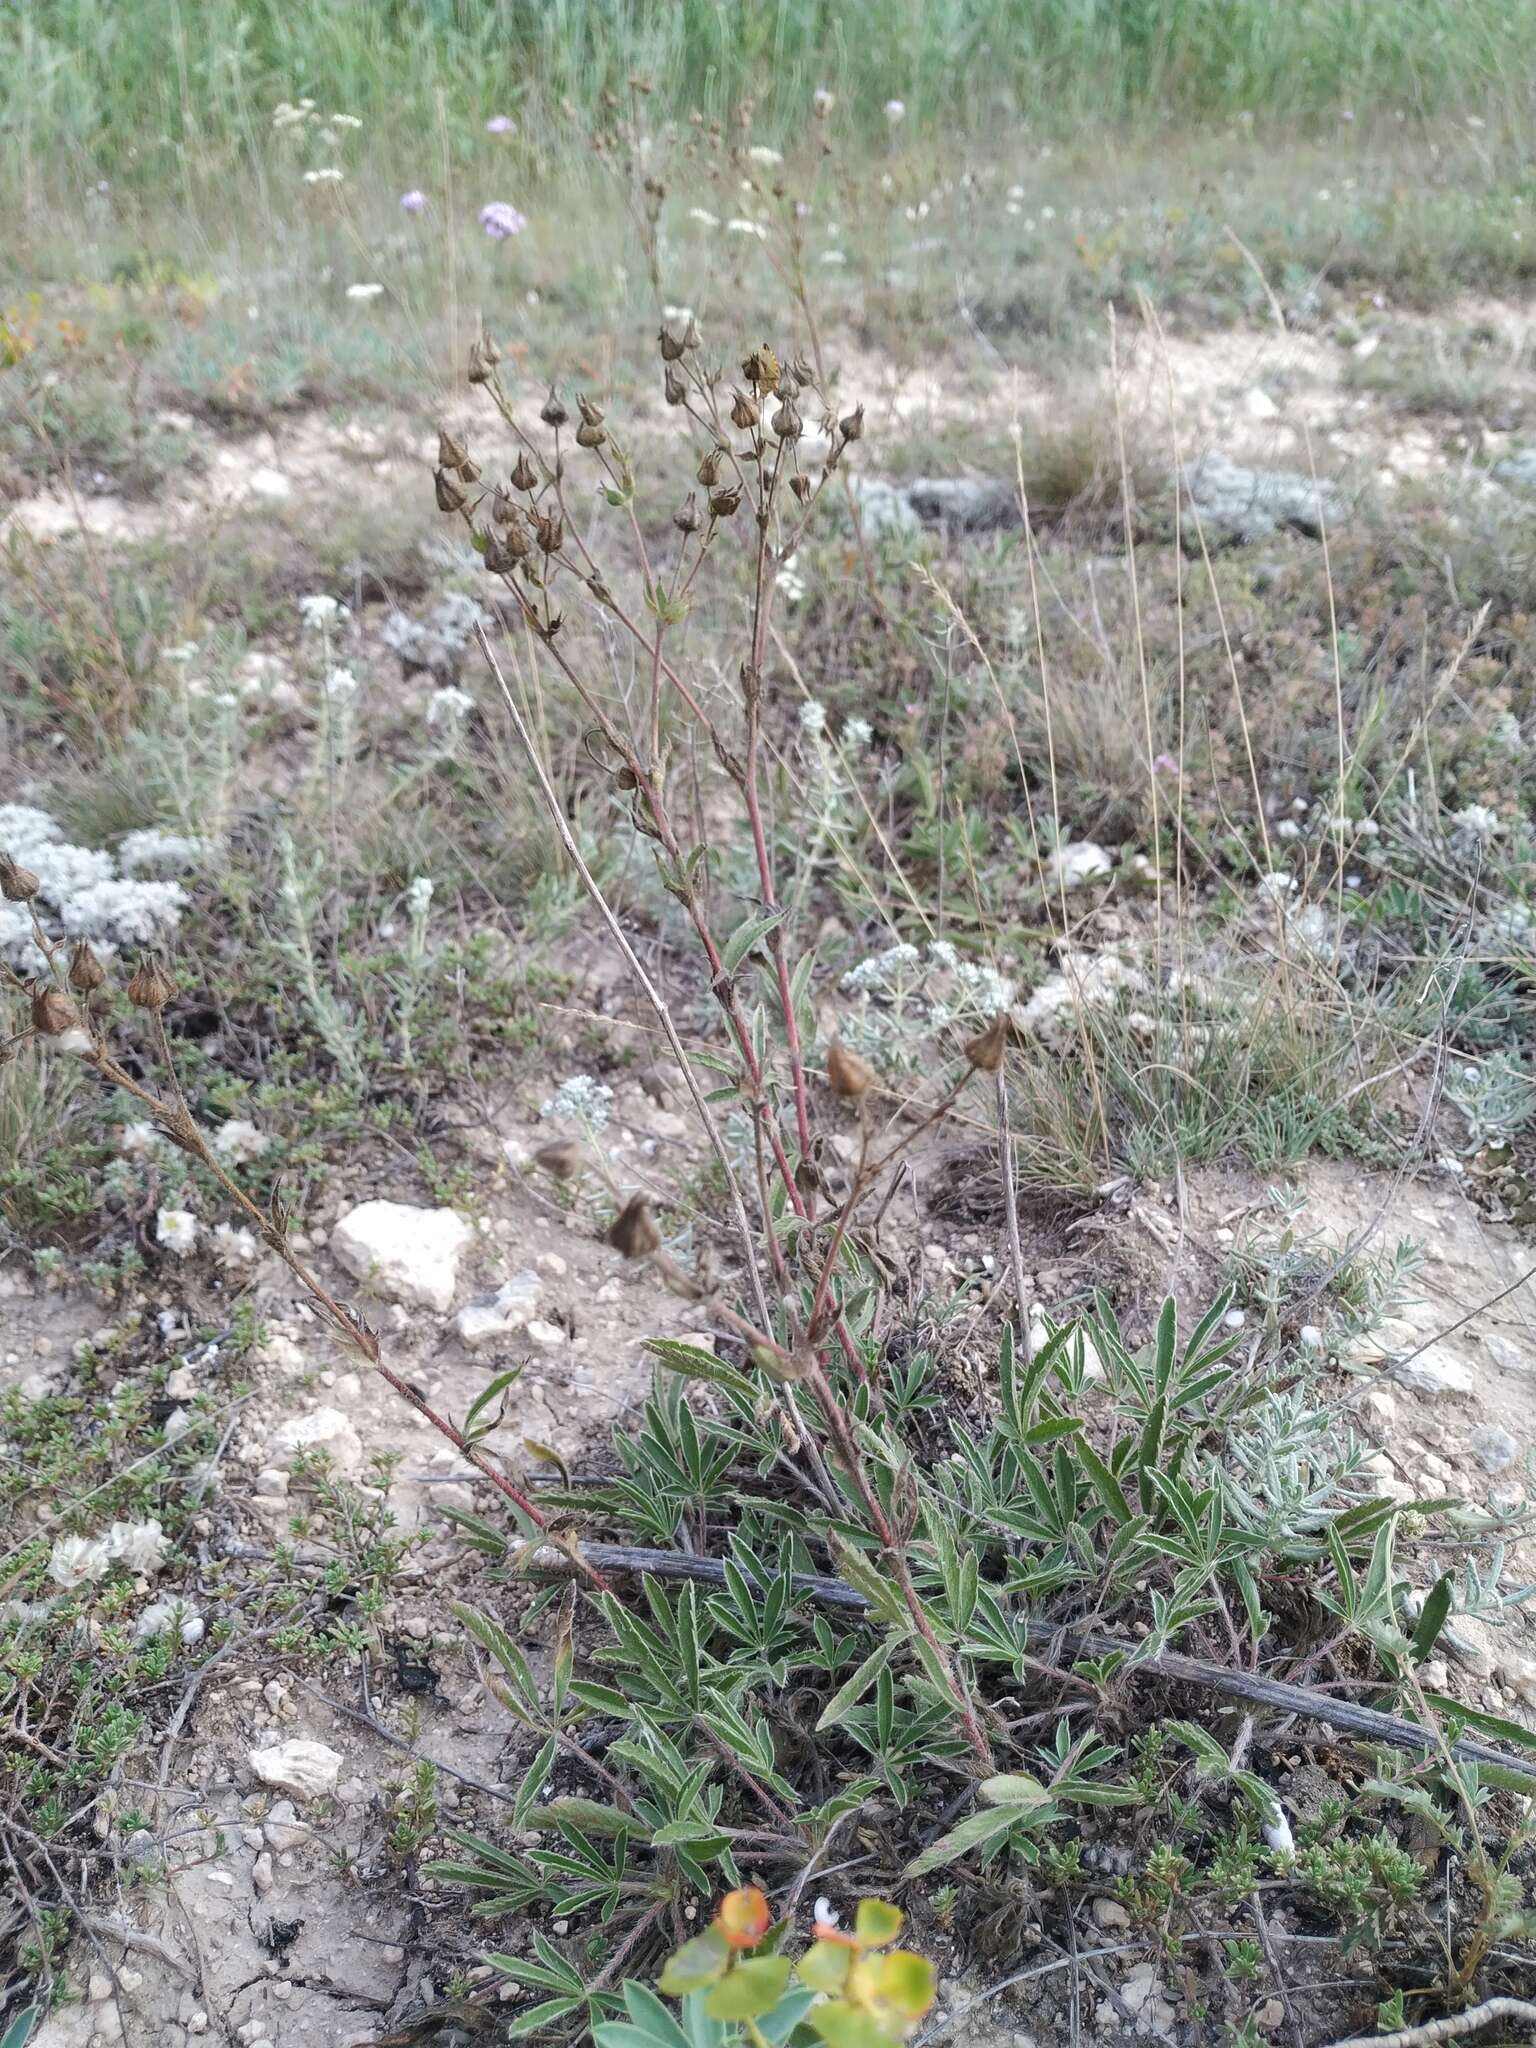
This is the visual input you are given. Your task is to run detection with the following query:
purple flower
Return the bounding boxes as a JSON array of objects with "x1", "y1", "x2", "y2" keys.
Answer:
[
  {"x1": 1153, "y1": 752, "x2": 1181, "y2": 777},
  {"x1": 479, "y1": 201, "x2": 527, "y2": 241},
  {"x1": 399, "y1": 189, "x2": 426, "y2": 214},
  {"x1": 486, "y1": 115, "x2": 515, "y2": 135}
]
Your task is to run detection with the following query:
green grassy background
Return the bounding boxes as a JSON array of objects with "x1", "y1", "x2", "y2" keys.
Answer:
[{"x1": 6, "y1": 0, "x2": 1535, "y2": 201}]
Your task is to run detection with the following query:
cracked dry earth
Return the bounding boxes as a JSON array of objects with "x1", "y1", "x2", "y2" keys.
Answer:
[{"x1": 7, "y1": 1131, "x2": 1536, "y2": 2047}]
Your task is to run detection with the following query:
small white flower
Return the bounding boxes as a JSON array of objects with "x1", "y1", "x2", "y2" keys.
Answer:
[
  {"x1": 118, "y1": 829, "x2": 214, "y2": 876},
  {"x1": 331, "y1": 112, "x2": 363, "y2": 129},
  {"x1": 212, "y1": 1118, "x2": 269, "y2": 1164},
  {"x1": 160, "y1": 642, "x2": 201, "y2": 664},
  {"x1": 48, "y1": 1534, "x2": 112, "y2": 1590},
  {"x1": 813, "y1": 1897, "x2": 839, "y2": 1931},
  {"x1": 61, "y1": 878, "x2": 187, "y2": 946},
  {"x1": 844, "y1": 717, "x2": 873, "y2": 751},
  {"x1": 346, "y1": 282, "x2": 384, "y2": 301},
  {"x1": 426, "y1": 686, "x2": 475, "y2": 729},
  {"x1": 726, "y1": 218, "x2": 768, "y2": 239},
  {"x1": 748, "y1": 145, "x2": 784, "y2": 165},
  {"x1": 1256, "y1": 871, "x2": 1295, "y2": 901},
  {"x1": 298, "y1": 594, "x2": 348, "y2": 631},
  {"x1": 1262, "y1": 1807, "x2": 1295, "y2": 1858},
  {"x1": 119, "y1": 1121, "x2": 160, "y2": 1159},
  {"x1": 156, "y1": 1208, "x2": 200, "y2": 1257},
  {"x1": 542, "y1": 1074, "x2": 615, "y2": 1132},
  {"x1": 663, "y1": 304, "x2": 694, "y2": 324},
  {"x1": 687, "y1": 207, "x2": 720, "y2": 227},
  {"x1": 135, "y1": 1598, "x2": 204, "y2": 1645},
  {"x1": 813, "y1": 88, "x2": 836, "y2": 114},
  {"x1": 303, "y1": 167, "x2": 344, "y2": 184},
  {"x1": 883, "y1": 98, "x2": 907, "y2": 123},
  {"x1": 106, "y1": 1519, "x2": 170, "y2": 1574},
  {"x1": 778, "y1": 563, "x2": 807, "y2": 606},
  {"x1": 406, "y1": 875, "x2": 434, "y2": 920},
  {"x1": 1299, "y1": 1325, "x2": 1323, "y2": 1349},
  {"x1": 799, "y1": 700, "x2": 828, "y2": 739},
  {"x1": 323, "y1": 665, "x2": 358, "y2": 700},
  {"x1": 1275, "y1": 819, "x2": 1300, "y2": 841},
  {"x1": 820, "y1": 250, "x2": 847, "y2": 265},
  {"x1": 211, "y1": 1223, "x2": 260, "y2": 1266}
]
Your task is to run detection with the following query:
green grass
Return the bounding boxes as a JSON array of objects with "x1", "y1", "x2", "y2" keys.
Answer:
[{"x1": 4, "y1": 0, "x2": 1534, "y2": 201}]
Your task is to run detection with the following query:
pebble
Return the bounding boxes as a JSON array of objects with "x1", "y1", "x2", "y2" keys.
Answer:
[
  {"x1": 252, "y1": 1850, "x2": 275, "y2": 1895},
  {"x1": 1090, "y1": 1897, "x2": 1131, "y2": 1932},
  {"x1": 1468, "y1": 1424, "x2": 1519, "y2": 1474},
  {"x1": 247, "y1": 1739, "x2": 343, "y2": 1801},
  {"x1": 525, "y1": 1319, "x2": 567, "y2": 1348}
]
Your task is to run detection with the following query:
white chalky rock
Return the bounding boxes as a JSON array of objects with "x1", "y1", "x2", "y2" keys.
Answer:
[
  {"x1": 454, "y1": 1271, "x2": 543, "y2": 1351},
  {"x1": 268, "y1": 1406, "x2": 364, "y2": 1476},
  {"x1": 262, "y1": 1798, "x2": 312, "y2": 1852},
  {"x1": 247, "y1": 1739, "x2": 343, "y2": 1801},
  {"x1": 331, "y1": 1201, "x2": 473, "y2": 1312},
  {"x1": 1389, "y1": 1347, "x2": 1474, "y2": 1398}
]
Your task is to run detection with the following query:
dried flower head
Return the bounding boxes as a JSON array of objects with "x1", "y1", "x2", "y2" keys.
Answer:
[
  {"x1": 533, "y1": 1139, "x2": 586, "y2": 1181},
  {"x1": 468, "y1": 333, "x2": 501, "y2": 385},
  {"x1": 435, "y1": 467, "x2": 469, "y2": 513},
  {"x1": 839, "y1": 405, "x2": 865, "y2": 443},
  {"x1": 478, "y1": 201, "x2": 527, "y2": 241},
  {"x1": 31, "y1": 984, "x2": 80, "y2": 1038},
  {"x1": 663, "y1": 363, "x2": 687, "y2": 407},
  {"x1": 658, "y1": 324, "x2": 687, "y2": 363},
  {"x1": 826, "y1": 1039, "x2": 874, "y2": 1101},
  {"x1": 68, "y1": 939, "x2": 107, "y2": 994},
  {"x1": 741, "y1": 344, "x2": 781, "y2": 394},
  {"x1": 608, "y1": 1194, "x2": 661, "y2": 1260},
  {"x1": 0, "y1": 852, "x2": 40, "y2": 902},
  {"x1": 673, "y1": 493, "x2": 701, "y2": 534},
  {"x1": 729, "y1": 390, "x2": 759, "y2": 431},
  {"x1": 127, "y1": 955, "x2": 177, "y2": 1011},
  {"x1": 963, "y1": 1014, "x2": 1008, "y2": 1074},
  {"x1": 709, "y1": 485, "x2": 743, "y2": 518},
  {"x1": 438, "y1": 427, "x2": 470, "y2": 471},
  {"x1": 509, "y1": 452, "x2": 538, "y2": 492},
  {"x1": 540, "y1": 386, "x2": 570, "y2": 428}
]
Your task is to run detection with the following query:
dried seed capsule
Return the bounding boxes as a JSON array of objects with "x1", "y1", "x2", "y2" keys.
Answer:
[
  {"x1": 459, "y1": 457, "x2": 482, "y2": 483},
  {"x1": 126, "y1": 956, "x2": 177, "y2": 1011},
  {"x1": 577, "y1": 393, "x2": 605, "y2": 428},
  {"x1": 790, "y1": 353, "x2": 816, "y2": 390},
  {"x1": 789, "y1": 473, "x2": 812, "y2": 502},
  {"x1": 491, "y1": 486, "x2": 517, "y2": 525},
  {"x1": 0, "y1": 853, "x2": 40, "y2": 902},
  {"x1": 540, "y1": 386, "x2": 570, "y2": 428},
  {"x1": 729, "y1": 391, "x2": 759, "y2": 432},
  {"x1": 741, "y1": 344, "x2": 780, "y2": 393},
  {"x1": 696, "y1": 447, "x2": 723, "y2": 487},
  {"x1": 31, "y1": 985, "x2": 80, "y2": 1038},
  {"x1": 673, "y1": 493, "x2": 701, "y2": 534},
  {"x1": 608, "y1": 1194, "x2": 661, "y2": 1260},
  {"x1": 468, "y1": 333, "x2": 501, "y2": 386},
  {"x1": 434, "y1": 466, "x2": 468, "y2": 513},
  {"x1": 658, "y1": 324, "x2": 686, "y2": 363},
  {"x1": 437, "y1": 428, "x2": 469, "y2": 471},
  {"x1": 682, "y1": 317, "x2": 701, "y2": 352},
  {"x1": 963, "y1": 1014, "x2": 1008, "y2": 1074},
  {"x1": 509, "y1": 453, "x2": 538, "y2": 492},
  {"x1": 575, "y1": 417, "x2": 606, "y2": 449},
  {"x1": 709, "y1": 485, "x2": 742, "y2": 517},
  {"x1": 534, "y1": 510, "x2": 564, "y2": 555},
  {"x1": 771, "y1": 396, "x2": 803, "y2": 441},
  {"x1": 534, "y1": 1139, "x2": 585, "y2": 1181},
  {"x1": 663, "y1": 363, "x2": 687, "y2": 407},
  {"x1": 68, "y1": 940, "x2": 107, "y2": 995},
  {"x1": 839, "y1": 404, "x2": 865, "y2": 443},
  {"x1": 826, "y1": 1039, "x2": 874, "y2": 1100}
]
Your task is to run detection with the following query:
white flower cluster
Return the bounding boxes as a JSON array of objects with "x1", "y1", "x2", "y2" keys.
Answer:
[
  {"x1": 406, "y1": 876, "x2": 435, "y2": 921},
  {"x1": 0, "y1": 804, "x2": 190, "y2": 969},
  {"x1": 48, "y1": 1518, "x2": 170, "y2": 1589},
  {"x1": 840, "y1": 939, "x2": 1014, "y2": 1069},
  {"x1": 212, "y1": 1118, "x2": 269, "y2": 1163},
  {"x1": 118, "y1": 829, "x2": 215, "y2": 875},
  {"x1": 541, "y1": 1073, "x2": 615, "y2": 1132}
]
